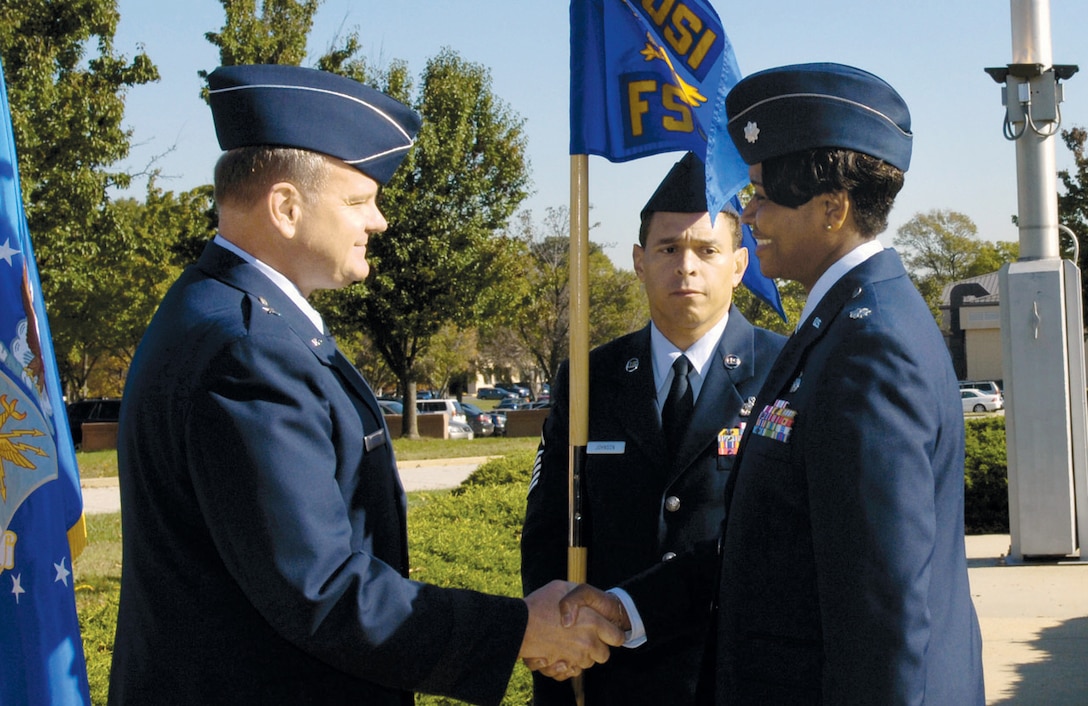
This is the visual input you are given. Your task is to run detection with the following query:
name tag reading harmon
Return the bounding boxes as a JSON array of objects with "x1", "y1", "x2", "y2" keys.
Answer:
[
  {"x1": 587, "y1": 441, "x2": 626, "y2": 455},
  {"x1": 364, "y1": 430, "x2": 387, "y2": 452}
]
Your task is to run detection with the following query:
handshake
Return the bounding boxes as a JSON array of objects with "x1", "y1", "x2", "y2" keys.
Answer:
[{"x1": 518, "y1": 581, "x2": 631, "y2": 680}]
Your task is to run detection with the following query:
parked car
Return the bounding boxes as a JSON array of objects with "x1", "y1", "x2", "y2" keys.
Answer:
[
  {"x1": 476, "y1": 386, "x2": 517, "y2": 400},
  {"x1": 958, "y1": 380, "x2": 1001, "y2": 396},
  {"x1": 459, "y1": 401, "x2": 495, "y2": 437},
  {"x1": 496, "y1": 398, "x2": 528, "y2": 411},
  {"x1": 448, "y1": 419, "x2": 475, "y2": 440},
  {"x1": 527, "y1": 400, "x2": 552, "y2": 410},
  {"x1": 498, "y1": 383, "x2": 531, "y2": 401},
  {"x1": 489, "y1": 411, "x2": 507, "y2": 437},
  {"x1": 416, "y1": 399, "x2": 467, "y2": 424},
  {"x1": 66, "y1": 397, "x2": 122, "y2": 447},
  {"x1": 377, "y1": 400, "x2": 403, "y2": 416},
  {"x1": 961, "y1": 388, "x2": 1004, "y2": 413}
]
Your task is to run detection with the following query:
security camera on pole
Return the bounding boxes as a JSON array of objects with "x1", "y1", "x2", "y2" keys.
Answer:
[{"x1": 985, "y1": 0, "x2": 1088, "y2": 561}]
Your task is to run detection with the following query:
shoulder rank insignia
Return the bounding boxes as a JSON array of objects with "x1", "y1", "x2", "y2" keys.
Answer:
[{"x1": 849, "y1": 307, "x2": 872, "y2": 320}]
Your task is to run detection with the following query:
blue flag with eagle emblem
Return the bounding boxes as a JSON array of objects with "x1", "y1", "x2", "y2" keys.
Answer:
[
  {"x1": 0, "y1": 56, "x2": 91, "y2": 705},
  {"x1": 569, "y1": 0, "x2": 785, "y2": 320}
]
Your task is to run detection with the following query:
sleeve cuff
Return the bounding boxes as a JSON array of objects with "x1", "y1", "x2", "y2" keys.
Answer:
[{"x1": 606, "y1": 587, "x2": 647, "y2": 648}]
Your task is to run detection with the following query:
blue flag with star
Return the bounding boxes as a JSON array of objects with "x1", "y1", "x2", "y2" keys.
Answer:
[
  {"x1": 570, "y1": 0, "x2": 784, "y2": 320},
  {"x1": 0, "y1": 56, "x2": 91, "y2": 705}
]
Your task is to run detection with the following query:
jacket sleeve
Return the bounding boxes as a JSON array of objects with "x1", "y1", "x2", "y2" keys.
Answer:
[
  {"x1": 521, "y1": 363, "x2": 572, "y2": 596},
  {"x1": 802, "y1": 318, "x2": 944, "y2": 704},
  {"x1": 185, "y1": 330, "x2": 527, "y2": 706}
]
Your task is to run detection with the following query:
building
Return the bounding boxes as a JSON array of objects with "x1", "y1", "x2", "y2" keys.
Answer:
[{"x1": 940, "y1": 272, "x2": 1003, "y2": 383}]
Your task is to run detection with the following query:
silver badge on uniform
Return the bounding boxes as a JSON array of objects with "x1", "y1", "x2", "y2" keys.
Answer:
[
  {"x1": 790, "y1": 372, "x2": 803, "y2": 393},
  {"x1": 812, "y1": 317, "x2": 822, "y2": 329},
  {"x1": 258, "y1": 296, "x2": 279, "y2": 316},
  {"x1": 723, "y1": 354, "x2": 741, "y2": 370},
  {"x1": 311, "y1": 337, "x2": 323, "y2": 347},
  {"x1": 740, "y1": 396, "x2": 756, "y2": 416},
  {"x1": 849, "y1": 307, "x2": 872, "y2": 320},
  {"x1": 625, "y1": 358, "x2": 639, "y2": 372}
]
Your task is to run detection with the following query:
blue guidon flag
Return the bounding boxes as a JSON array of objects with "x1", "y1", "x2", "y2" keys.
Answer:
[
  {"x1": 570, "y1": 0, "x2": 784, "y2": 320},
  {"x1": 0, "y1": 56, "x2": 91, "y2": 705}
]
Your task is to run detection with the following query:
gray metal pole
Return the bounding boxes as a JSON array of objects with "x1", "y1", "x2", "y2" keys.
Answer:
[
  {"x1": 1010, "y1": 0, "x2": 1059, "y2": 260},
  {"x1": 990, "y1": 0, "x2": 1088, "y2": 560}
]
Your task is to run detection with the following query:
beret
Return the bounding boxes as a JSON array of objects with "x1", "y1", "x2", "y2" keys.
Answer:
[
  {"x1": 725, "y1": 62, "x2": 912, "y2": 171},
  {"x1": 207, "y1": 64, "x2": 422, "y2": 184},
  {"x1": 641, "y1": 152, "x2": 739, "y2": 220}
]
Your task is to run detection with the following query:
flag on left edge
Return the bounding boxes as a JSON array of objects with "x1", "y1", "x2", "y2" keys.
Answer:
[{"x1": 0, "y1": 55, "x2": 92, "y2": 705}]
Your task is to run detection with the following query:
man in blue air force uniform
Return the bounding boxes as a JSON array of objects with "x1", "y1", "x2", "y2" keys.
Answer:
[
  {"x1": 557, "y1": 63, "x2": 985, "y2": 705},
  {"x1": 108, "y1": 64, "x2": 622, "y2": 706},
  {"x1": 521, "y1": 153, "x2": 785, "y2": 705}
]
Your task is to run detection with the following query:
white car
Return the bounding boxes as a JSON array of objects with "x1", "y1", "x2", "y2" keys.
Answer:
[
  {"x1": 961, "y1": 388, "x2": 1003, "y2": 413},
  {"x1": 448, "y1": 419, "x2": 475, "y2": 440}
]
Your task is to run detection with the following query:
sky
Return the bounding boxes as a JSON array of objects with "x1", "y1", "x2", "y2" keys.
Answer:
[{"x1": 111, "y1": 0, "x2": 1088, "y2": 270}]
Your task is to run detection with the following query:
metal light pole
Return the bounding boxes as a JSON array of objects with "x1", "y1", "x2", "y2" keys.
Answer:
[{"x1": 986, "y1": 0, "x2": 1088, "y2": 560}]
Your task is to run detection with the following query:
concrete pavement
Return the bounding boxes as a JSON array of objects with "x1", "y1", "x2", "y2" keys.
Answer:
[{"x1": 80, "y1": 460, "x2": 1088, "y2": 705}]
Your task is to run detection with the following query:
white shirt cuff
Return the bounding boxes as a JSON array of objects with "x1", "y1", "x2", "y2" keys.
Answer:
[{"x1": 606, "y1": 587, "x2": 647, "y2": 648}]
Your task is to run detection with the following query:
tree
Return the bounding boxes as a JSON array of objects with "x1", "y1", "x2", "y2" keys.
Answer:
[
  {"x1": 1058, "y1": 126, "x2": 1088, "y2": 326},
  {"x1": 502, "y1": 206, "x2": 649, "y2": 387},
  {"x1": 320, "y1": 49, "x2": 531, "y2": 438},
  {"x1": 0, "y1": 0, "x2": 159, "y2": 398},
  {"x1": 894, "y1": 210, "x2": 1017, "y2": 316},
  {"x1": 198, "y1": 0, "x2": 318, "y2": 97}
]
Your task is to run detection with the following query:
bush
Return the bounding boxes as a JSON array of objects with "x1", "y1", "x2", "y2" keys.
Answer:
[{"x1": 964, "y1": 416, "x2": 1010, "y2": 534}]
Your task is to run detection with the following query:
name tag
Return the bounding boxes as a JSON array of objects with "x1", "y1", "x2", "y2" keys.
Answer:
[
  {"x1": 587, "y1": 441, "x2": 625, "y2": 455},
  {"x1": 364, "y1": 430, "x2": 387, "y2": 452}
]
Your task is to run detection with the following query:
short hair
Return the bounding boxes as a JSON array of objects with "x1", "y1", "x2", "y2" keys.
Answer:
[
  {"x1": 213, "y1": 146, "x2": 330, "y2": 209},
  {"x1": 638, "y1": 209, "x2": 742, "y2": 249},
  {"x1": 760, "y1": 148, "x2": 904, "y2": 238}
]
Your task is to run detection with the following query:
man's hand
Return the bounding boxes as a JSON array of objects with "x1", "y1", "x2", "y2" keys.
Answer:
[
  {"x1": 519, "y1": 580, "x2": 625, "y2": 680},
  {"x1": 559, "y1": 583, "x2": 631, "y2": 633}
]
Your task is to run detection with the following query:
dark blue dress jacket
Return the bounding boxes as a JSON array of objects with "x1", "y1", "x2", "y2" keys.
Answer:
[
  {"x1": 109, "y1": 242, "x2": 526, "y2": 706},
  {"x1": 522, "y1": 309, "x2": 785, "y2": 705},
  {"x1": 623, "y1": 249, "x2": 986, "y2": 705}
]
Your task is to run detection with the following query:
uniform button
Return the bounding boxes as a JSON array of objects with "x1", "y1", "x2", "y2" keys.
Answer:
[
  {"x1": 662, "y1": 552, "x2": 677, "y2": 562},
  {"x1": 665, "y1": 496, "x2": 681, "y2": 512}
]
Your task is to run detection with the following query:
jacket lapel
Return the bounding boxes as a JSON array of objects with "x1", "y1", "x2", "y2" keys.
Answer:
[{"x1": 609, "y1": 326, "x2": 666, "y2": 464}]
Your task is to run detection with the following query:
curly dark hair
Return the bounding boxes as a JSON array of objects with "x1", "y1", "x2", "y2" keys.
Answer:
[{"x1": 761, "y1": 148, "x2": 905, "y2": 238}]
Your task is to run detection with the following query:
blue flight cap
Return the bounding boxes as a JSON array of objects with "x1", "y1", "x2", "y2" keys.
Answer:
[
  {"x1": 207, "y1": 64, "x2": 422, "y2": 185},
  {"x1": 725, "y1": 62, "x2": 912, "y2": 171},
  {"x1": 641, "y1": 152, "x2": 739, "y2": 220}
]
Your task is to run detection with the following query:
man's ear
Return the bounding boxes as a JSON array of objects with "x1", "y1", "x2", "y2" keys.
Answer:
[
  {"x1": 732, "y1": 245, "x2": 750, "y2": 288},
  {"x1": 632, "y1": 243, "x2": 646, "y2": 282},
  {"x1": 268, "y1": 182, "x2": 303, "y2": 239}
]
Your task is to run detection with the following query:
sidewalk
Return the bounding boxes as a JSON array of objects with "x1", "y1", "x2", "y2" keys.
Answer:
[
  {"x1": 966, "y1": 534, "x2": 1088, "y2": 705},
  {"x1": 81, "y1": 465, "x2": 1088, "y2": 705}
]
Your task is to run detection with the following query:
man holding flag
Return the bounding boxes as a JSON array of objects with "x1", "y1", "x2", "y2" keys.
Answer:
[
  {"x1": 522, "y1": 151, "x2": 784, "y2": 705},
  {"x1": 0, "y1": 57, "x2": 91, "y2": 705}
]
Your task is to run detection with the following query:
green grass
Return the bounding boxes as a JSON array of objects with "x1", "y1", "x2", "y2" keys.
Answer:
[
  {"x1": 73, "y1": 451, "x2": 538, "y2": 705},
  {"x1": 74, "y1": 436, "x2": 538, "y2": 476}
]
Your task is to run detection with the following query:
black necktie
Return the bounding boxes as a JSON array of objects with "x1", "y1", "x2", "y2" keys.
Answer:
[{"x1": 663, "y1": 355, "x2": 693, "y2": 452}]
